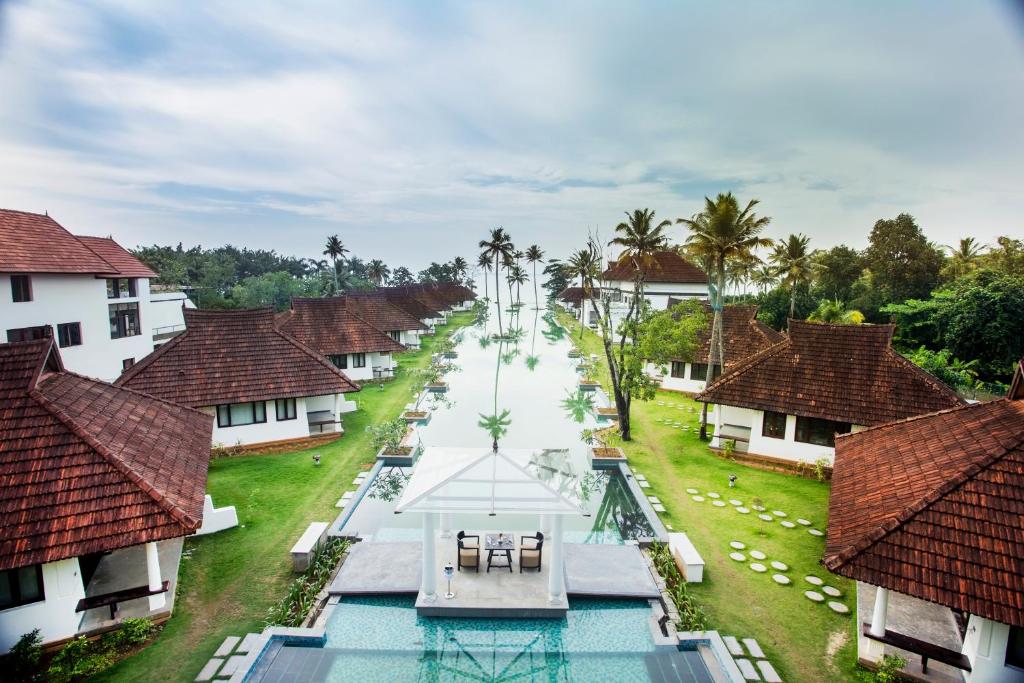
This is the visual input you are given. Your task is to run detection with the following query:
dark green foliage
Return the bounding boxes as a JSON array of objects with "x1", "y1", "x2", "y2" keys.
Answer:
[
  {"x1": 541, "y1": 259, "x2": 571, "y2": 300},
  {"x1": 863, "y1": 214, "x2": 945, "y2": 303},
  {"x1": 4, "y1": 629, "x2": 44, "y2": 683},
  {"x1": 754, "y1": 285, "x2": 817, "y2": 330},
  {"x1": 648, "y1": 541, "x2": 708, "y2": 631},
  {"x1": 903, "y1": 346, "x2": 978, "y2": 392},
  {"x1": 44, "y1": 619, "x2": 155, "y2": 683},
  {"x1": 812, "y1": 245, "x2": 864, "y2": 302},
  {"x1": 265, "y1": 539, "x2": 350, "y2": 627},
  {"x1": 390, "y1": 266, "x2": 415, "y2": 285}
]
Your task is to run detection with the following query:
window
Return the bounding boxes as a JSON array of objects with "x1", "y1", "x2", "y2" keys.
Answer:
[
  {"x1": 216, "y1": 401, "x2": 267, "y2": 428},
  {"x1": 276, "y1": 398, "x2": 297, "y2": 421},
  {"x1": 6, "y1": 326, "x2": 51, "y2": 343},
  {"x1": 670, "y1": 362, "x2": 686, "y2": 379},
  {"x1": 122, "y1": 358, "x2": 135, "y2": 371},
  {"x1": 106, "y1": 278, "x2": 137, "y2": 299},
  {"x1": 10, "y1": 275, "x2": 31, "y2": 303},
  {"x1": 762, "y1": 411, "x2": 787, "y2": 439},
  {"x1": 389, "y1": 331, "x2": 401, "y2": 342},
  {"x1": 329, "y1": 354, "x2": 347, "y2": 369},
  {"x1": 57, "y1": 322, "x2": 82, "y2": 348},
  {"x1": 690, "y1": 363, "x2": 708, "y2": 381},
  {"x1": 794, "y1": 416, "x2": 851, "y2": 447},
  {"x1": 0, "y1": 564, "x2": 44, "y2": 610},
  {"x1": 352, "y1": 353, "x2": 366, "y2": 368},
  {"x1": 109, "y1": 302, "x2": 140, "y2": 339},
  {"x1": 1008, "y1": 626, "x2": 1024, "y2": 669}
]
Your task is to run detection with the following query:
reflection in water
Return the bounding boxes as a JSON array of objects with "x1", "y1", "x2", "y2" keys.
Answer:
[
  {"x1": 561, "y1": 390, "x2": 596, "y2": 424},
  {"x1": 367, "y1": 467, "x2": 411, "y2": 502}
]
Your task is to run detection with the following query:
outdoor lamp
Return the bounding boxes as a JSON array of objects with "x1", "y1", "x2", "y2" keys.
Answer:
[
  {"x1": 443, "y1": 562, "x2": 455, "y2": 599},
  {"x1": 313, "y1": 453, "x2": 321, "y2": 466},
  {"x1": 728, "y1": 474, "x2": 737, "y2": 488}
]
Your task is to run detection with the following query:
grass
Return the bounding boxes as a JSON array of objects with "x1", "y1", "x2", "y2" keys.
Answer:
[
  {"x1": 559, "y1": 310, "x2": 863, "y2": 683},
  {"x1": 95, "y1": 312, "x2": 475, "y2": 683}
]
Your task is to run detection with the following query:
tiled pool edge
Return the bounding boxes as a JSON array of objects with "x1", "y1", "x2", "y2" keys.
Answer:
[
  {"x1": 229, "y1": 625, "x2": 327, "y2": 683},
  {"x1": 618, "y1": 462, "x2": 670, "y2": 544},
  {"x1": 328, "y1": 460, "x2": 384, "y2": 538},
  {"x1": 677, "y1": 630, "x2": 746, "y2": 683}
]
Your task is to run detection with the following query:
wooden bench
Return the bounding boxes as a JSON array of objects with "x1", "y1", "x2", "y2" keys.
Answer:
[
  {"x1": 862, "y1": 623, "x2": 972, "y2": 674},
  {"x1": 75, "y1": 581, "x2": 169, "y2": 620},
  {"x1": 667, "y1": 532, "x2": 704, "y2": 583}
]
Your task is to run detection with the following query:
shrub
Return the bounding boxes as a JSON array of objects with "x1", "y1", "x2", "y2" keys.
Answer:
[
  {"x1": 266, "y1": 539, "x2": 350, "y2": 627},
  {"x1": 6, "y1": 629, "x2": 44, "y2": 683},
  {"x1": 813, "y1": 457, "x2": 830, "y2": 482},
  {"x1": 106, "y1": 618, "x2": 156, "y2": 651},
  {"x1": 648, "y1": 542, "x2": 709, "y2": 631},
  {"x1": 366, "y1": 418, "x2": 407, "y2": 454},
  {"x1": 47, "y1": 637, "x2": 112, "y2": 683}
]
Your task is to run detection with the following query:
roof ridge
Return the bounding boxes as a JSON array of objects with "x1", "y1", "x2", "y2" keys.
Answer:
[
  {"x1": 885, "y1": 348, "x2": 964, "y2": 404},
  {"x1": 834, "y1": 398, "x2": 999, "y2": 440},
  {"x1": 696, "y1": 334, "x2": 791, "y2": 400},
  {"x1": 272, "y1": 323, "x2": 361, "y2": 391},
  {"x1": 28, "y1": 387, "x2": 199, "y2": 529},
  {"x1": 346, "y1": 309, "x2": 407, "y2": 349}
]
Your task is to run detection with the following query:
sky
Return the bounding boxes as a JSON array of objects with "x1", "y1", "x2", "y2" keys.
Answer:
[{"x1": 0, "y1": 1, "x2": 1022, "y2": 274}]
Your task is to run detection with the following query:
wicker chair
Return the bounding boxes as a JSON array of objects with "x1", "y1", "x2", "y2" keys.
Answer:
[
  {"x1": 519, "y1": 532, "x2": 544, "y2": 573},
  {"x1": 457, "y1": 531, "x2": 479, "y2": 572}
]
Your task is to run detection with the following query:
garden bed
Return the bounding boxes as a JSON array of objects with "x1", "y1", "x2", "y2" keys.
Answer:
[
  {"x1": 401, "y1": 410, "x2": 430, "y2": 423},
  {"x1": 596, "y1": 407, "x2": 619, "y2": 419},
  {"x1": 578, "y1": 378, "x2": 600, "y2": 390},
  {"x1": 425, "y1": 382, "x2": 449, "y2": 393}
]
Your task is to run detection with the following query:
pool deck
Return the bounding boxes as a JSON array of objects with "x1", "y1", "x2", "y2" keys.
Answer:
[{"x1": 329, "y1": 537, "x2": 659, "y2": 619}]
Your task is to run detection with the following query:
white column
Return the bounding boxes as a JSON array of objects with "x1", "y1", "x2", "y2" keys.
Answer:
[
  {"x1": 440, "y1": 512, "x2": 452, "y2": 539},
  {"x1": 547, "y1": 515, "x2": 565, "y2": 605},
  {"x1": 146, "y1": 542, "x2": 166, "y2": 610},
  {"x1": 421, "y1": 512, "x2": 437, "y2": 602},
  {"x1": 540, "y1": 514, "x2": 551, "y2": 536},
  {"x1": 870, "y1": 587, "x2": 889, "y2": 637}
]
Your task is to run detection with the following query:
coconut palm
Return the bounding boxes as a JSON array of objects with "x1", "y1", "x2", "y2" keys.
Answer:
[
  {"x1": 770, "y1": 234, "x2": 817, "y2": 319},
  {"x1": 452, "y1": 256, "x2": 469, "y2": 284},
  {"x1": 525, "y1": 245, "x2": 544, "y2": 308},
  {"x1": 942, "y1": 237, "x2": 987, "y2": 280},
  {"x1": 476, "y1": 253, "x2": 493, "y2": 301},
  {"x1": 566, "y1": 244, "x2": 601, "y2": 339},
  {"x1": 366, "y1": 259, "x2": 390, "y2": 287},
  {"x1": 751, "y1": 265, "x2": 777, "y2": 295},
  {"x1": 807, "y1": 299, "x2": 865, "y2": 325},
  {"x1": 323, "y1": 235, "x2": 348, "y2": 293},
  {"x1": 610, "y1": 209, "x2": 671, "y2": 311},
  {"x1": 478, "y1": 227, "x2": 515, "y2": 336},
  {"x1": 507, "y1": 264, "x2": 528, "y2": 305}
]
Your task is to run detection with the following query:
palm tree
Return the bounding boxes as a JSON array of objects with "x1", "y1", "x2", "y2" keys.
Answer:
[
  {"x1": 478, "y1": 228, "x2": 514, "y2": 336},
  {"x1": 679, "y1": 194, "x2": 772, "y2": 439},
  {"x1": 566, "y1": 245, "x2": 601, "y2": 338},
  {"x1": 508, "y1": 265, "x2": 528, "y2": 305},
  {"x1": 942, "y1": 237, "x2": 987, "y2": 280},
  {"x1": 476, "y1": 253, "x2": 493, "y2": 301},
  {"x1": 525, "y1": 245, "x2": 544, "y2": 309},
  {"x1": 366, "y1": 259, "x2": 390, "y2": 287},
  {"x1": 751, "y1": 265, "x2": 777, "y2": 295},
  {"x1": 323, "y1": 235, "x2": 348, "y2": 294},
  {"x1": 451, "y1": 256, "x2": 469, "y2": 284},
  {"x1": 770, "y1": 234, "x2": 816, "y2": 319},
  {"x1": 807, "y1": 299, "x2": 865, "y2": 324},
  {"x1": 610, "y1": 209, "x2": 671, "y2": 311}
]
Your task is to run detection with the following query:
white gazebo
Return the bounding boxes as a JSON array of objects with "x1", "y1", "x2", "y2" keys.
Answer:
[{"x1": 395, "y1": 446, "x2": 587, "y2": 607}]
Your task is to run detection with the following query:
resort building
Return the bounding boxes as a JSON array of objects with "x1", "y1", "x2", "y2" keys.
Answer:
[
  {"x1": 116, "y1": 308, "x2": 359, "y2": 448},
  {"x1": 824, "y1": 361, "x2": 1024, "y2": 683},
  {"x1": 556, "y1": 286, "x2": 586, "y2": 318},
  {"x1": 597, "y1": 250, "x2": 708, "y2": 329},
  {"x1": 0, "y1": 209, "x2": 164, "y2": 382},
  {"x1": 342, "y1": 291, "x2": 430, "y2": 348},
  {"x1": 276, "y1": 297, "x2": 407, "y2": 381},
  {"x1": 380, "y1": 289, "x2": 446, "y2": 331},
  {"x1": 696, "y1": 321, "x2": 963, "y2": 465},
  {"x1": 648, "y1": 304, "x2": 785, "y2": 394},
  {"x1": 0, "y1": 339, "x2": 212, "y2": 653},
  {"x1": 149, "y1": 289, "x2": 195, "y2": 348}
]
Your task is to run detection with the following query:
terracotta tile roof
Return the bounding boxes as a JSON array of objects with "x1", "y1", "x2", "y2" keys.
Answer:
[
  {"x1": 601, "y1": 250, "x2": 707, "y2": 284},
  {"x1": 343, "y1": 292, "x2": 428, "y2": 332},
  {"x1": 824, "y1": 387, "x2": 1024, "y2": 627},
  {"x1": 696, "y1": 320, "x2": 963, "y2": 426},
  {"x1": 76, "y1": 236, "x2": 157, "y2": 278},
  {"x1": 0, "y1": 340, "x2": 212, "y2": 571},
  {"x1": 557, "y1": 287, "x2": 586, "y2": 305},
  {"x1": 278, "y1": 298, "x2": 406, "y2": 355},
  {"x1": 380, "y1": 290, "x2": 442, "y2": 320},
  {"x1": 668, "y1": 303, "x2": 785, "y2": 368},
  {"x1": 116, "y1": 308, "x2": 359, "y2": 406},
  {"x1": 0, "y1": 209, "x2": 118, "y2": 275}
]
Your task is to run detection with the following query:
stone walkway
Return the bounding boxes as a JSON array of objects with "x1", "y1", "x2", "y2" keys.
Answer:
[{"x1": 196, "y1": 632, "x2": 261, "y2": 681}]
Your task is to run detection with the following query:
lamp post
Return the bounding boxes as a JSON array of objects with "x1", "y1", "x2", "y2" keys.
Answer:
[{"x1": 443, "y1": 563, "x2": 455, "y2": 599}]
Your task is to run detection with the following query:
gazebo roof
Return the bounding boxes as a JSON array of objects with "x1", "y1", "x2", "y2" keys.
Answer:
[{"x1": 395, "y1": 447, "x2": 586, "y2": 516}]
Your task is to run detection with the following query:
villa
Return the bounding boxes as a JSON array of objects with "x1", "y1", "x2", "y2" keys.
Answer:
[
  {"x1": 379, "y1": 288, "x2": 446, "y2": 331},
  {"x1": 824, "y1": 360, "x2": 1024, "y2": 682},
  {"x1": 116, "y1": 308, "x2": 360, "y2": 449},
  {"x1": 0, "y1": 208, "x2": 181, "y2": 382},
  {"x1": 0, "y1": 339, "x2": 212, "y2": 653},
  {"x1": 648, "y1": 304, "x2": 785, "y2": 394},
  {"x1": 276, "y1": 297, "x2": 407, "y2": 381},
  {"x1": 556, "y1": 286, "x2": 586, "y2": 318},
  {"x1": 595, "y1": 250, "x2": 708, "y2": 329},
  {"x1": 697, "y1": 321, "x2": 963, "y2": 466},
  {"x1": 340, "y1": 291, "x2": 430, "y2": 348}
]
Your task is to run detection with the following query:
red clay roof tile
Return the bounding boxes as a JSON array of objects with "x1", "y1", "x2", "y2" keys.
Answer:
[
  {"x1": 76, "y1": 236, "x2": 157, "y2": 278},
  {"x1": 601, "y1": 250, "x2": 706, "y2": 284},
  {"x1": 669, "y1": 303, "x2": 785, "y2": 368},
  {"x1": 0, "y1": 209, "x2": 118, "y2": 275},
  {"x1": 278, "y1": 298, "x2": 406, "y2": 355}
]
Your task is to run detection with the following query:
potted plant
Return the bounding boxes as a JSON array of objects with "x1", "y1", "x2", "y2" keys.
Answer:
[
  {"x1": 583, "y1": 428, "x2": 626, "y2": 462},
  {"x1": 367, "y1": 418, "x2": 416, "y2": 460},
  {"x1": 401, "y1": 409, "x2": 431, "y2": 424},
  {"x1": 596, "y1": 406, "x2": 619, "y2": 420},
  {"x1": 417, "y1": 364, "x2": 449, "y2": 393}
]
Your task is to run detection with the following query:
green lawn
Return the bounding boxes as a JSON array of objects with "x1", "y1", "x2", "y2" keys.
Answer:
[
  {"x1": 559, "y1": 311, "x2": 861, "y2": 683},
  {"x1": 95, "y1": 312, "x2": 475, "y2": 683}
]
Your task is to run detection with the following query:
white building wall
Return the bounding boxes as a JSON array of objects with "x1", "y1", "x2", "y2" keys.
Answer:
[
  {"x1": 400, "y1": 330, "x2": 421, "y2": 348},
  {"x1": 206, "y1": 397, "x2": 311, "y2": 447},
  {"x1": 149, "y1": 291, "x2": 194, "y2": 345},
  {"x1": 712, "y1": 407, "x2": 866, "y2": 465},
  {"x1": 646, "y1": 361, "x2": 708, "y2": 394},
  {"x1": 962, "y1": 615, "x2": 1024, "y2": 683},
  {"x1": 0, "y1": 273, "x2": 154, "y2": 382},
  {"x1": 0, "y1": 558, "x2": 84, "y2": 653}
]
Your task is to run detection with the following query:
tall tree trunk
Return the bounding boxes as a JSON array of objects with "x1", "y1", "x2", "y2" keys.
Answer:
[
  {"x1": 483, "y1": 275, "x2": 489, "y2": 301},
  {"x1": 494, "y1": 265, "x2": 503, "y2": 337},
  {"x1": 789, "y1": 290, "x2": 796, "y2": 319},
  {"x1": 533, "y1": 263, "x2": 539, "y2": 309}
]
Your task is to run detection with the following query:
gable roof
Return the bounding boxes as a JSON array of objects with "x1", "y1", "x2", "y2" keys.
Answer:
[
  {"x1": 824, "y1": 386, "x2": 1024, "y2": 627},
  {"x1": 696, "y1": 320, "x2": 963, "y2": 426},
  {"x1": 669, "y1": 303, "x2": 785, "y2": 368},
  {"x1": 277, "y1": 298, "x2": 406, "y2": 355},
  {"x1": 116, "y1": 308, "x2": 359, "y2": 406},
  {"x1": 380, "y1": 290, "x2": 442, "y2": 320},
  {"x1": 342, "y1": 292, "x2": 429, "y2": 332},
  {"x1": 0, "y1": 209, "x2": 118, "y2": 275},
  {"x1": 557, "y1": 287, "x2": 586, "y2": 305},
  {"x1": 0, "y1": 340, "x2": 212, "y2": 571},
  {"x1": 601, "y1": 250, "x2": 707, "y2": 284},
  {"x1": 76, "y1": 236, "x2": 157, "y2": 278}
]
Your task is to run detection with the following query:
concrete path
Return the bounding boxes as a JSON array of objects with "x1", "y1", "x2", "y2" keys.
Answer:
[
  {"x1": 328, "y1": 542, "x2": 421, "y2": 594},
  {"x1": 563, "y1": 543, "x2": 660, "y2": 598}
]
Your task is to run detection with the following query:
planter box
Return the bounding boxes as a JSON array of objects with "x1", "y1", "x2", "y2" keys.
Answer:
[
  {"x1": 443, "y1": 351, "x2": 458, "y2": 359},
  {"x1": 401, "y1": 411, "x2": 431, "y2": 424},
  {"x1": 578, "y1": 379, "x2": 600, "y2": 391},
  {"x1": 376, "y1": 444, "x2": 421, "y2": 467},
  {"x1": 596, "y1": 407, "x2": 619, "y2": 420},
  {"x1": 568, "y1": 350, "x2": 582, "y2": 359},
  {"x1": 589, "y1": 446, "x2": 627, "y2": 468},
  {"x1": 425, "y1": 382, "x2": 449, "y2": 393}
]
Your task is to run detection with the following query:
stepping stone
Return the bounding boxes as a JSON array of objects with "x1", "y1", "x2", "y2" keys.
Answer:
[
  {"x1": 752, "y1": 506, "x2": 766, "y2": 512},
  {"x1": 758, "y1": 514, "x2": 773, "y2": 521},
  {"x1": 771, "y1": 510, "x2": 787, "y2": 518},
  {"x1": 195, "y1": 658, "x2": 224, "y2": 682},
  {"x1": 805, "y1": 575, "x2": 823, "y2": 586},
  {"x1": 742, "y1": 638, "x2": 765, "y2": 658},
  {"x1": 685, "y1": 488, "x2": 699, "y2": 494},
  {"x1": 796, "y1": 518, "x2": 812, "y2": 526},
  {"x1": 214, "y1": 636, "x2": 240, "y2": 657},
  {"x1": 757, "y1": 660, "x2": 782, "y2": 683},
  {"x1": 653, "y1": 503, "x2": 667, "y2": 513},
  {"x1": 772, "y1": 574, "x2": 791, "y2": 585},
  {"x1": 730, "y1": 552, "x2": 747, "y2": 562},
  {"x1": 770, "y1": 561, "x2": 788, "y2": 571},
  {"x1": 219, "y1": 655, "x2": 247, "y2": 676},
  {"x1": 736, "y1": 507, "x2": 750, "y2": 514},
  {"x1": 780, "y1": 520, "x2": 796, "y2": 528},
  {"x1": 635, "y1": 474, "x2": 647, "y2": 481},
  {"x1": 822, "y1": 586, "x2": 842, "y2": 597},
  {"x1": 707, "y1": 492, "x2": 721, "y2": 498},
  {"x1": 808, "y1": 528, "x2": 824, "y2": 536},
  {"x1": 712, "y1": 500, "x2": 726, "y2": 507},
  {"x1": 236, "y1": 633, "x2": 260, "y2": 654},
  {"x1": 665, "y1": 524, "x2": 674, "y2": 530},
  {"x1": 729, "y1": 541, "x2": 746, "y2": 550},
  {"x1": 804, "y1": 590, "x2": 825, "y2": 602},
  {"x1": 692, "y1": 495, "x2": 704, "y2": 502},
  {"x1": 723, "y1": 635, "x2": 744, "y2": 656},
  {"x1": 682, "y1": 425, "x2": 690, "y2": 431},
  {"x1": 352, "y1": 477, "x2": 364, "y2": 485},
  {"x1": 647, "y1": 496, "x2": 661, "y2": 503},
  {"x1": 750, "y1": 562, "x2": 767, "y2": 573},
  {"x1": 335, "y1": 498, "x2": 347, "y2": 509},
  {"x1": 657, "y1": 401, "x2": 665, "y2": 406},
  {"x1": 828, "y1": 601, "x2": 850, "y2": 614},
  {"x1": 639, "y1": 481, "x2": 651, "y2": 488},
  {"x1": 729, "y1": 499, "x2": 743, "y2": 506},
  {"x1": 341, "y1": 491, "x2": 355, "y2": 500},
  {"x1": 749, "y1": 550, "x2": 766, "y2": 560},
  {"x1": 735, "y1": 658, "x2": 759, "y2": 681}
]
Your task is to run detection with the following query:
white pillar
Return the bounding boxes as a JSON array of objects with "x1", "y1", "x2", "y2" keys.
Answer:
[
  {"x1": 440, "y1": 512, "x2": 452, "y2": 539},
  {"x1": 870, "y1": 587, "x2": 889, "y2": 637},
  {"x1": 540, "y1": 514, "x2": 551, "y2": 536},
  {"x1": 421, "y1": 512, "x2": 437, "y2": 602},
  {"x1": 145, "y1": 542, "x2": 165, "y2": 610},
  {"x1": 547, "y1": 515, "x2": 565, "y2": 605}
]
